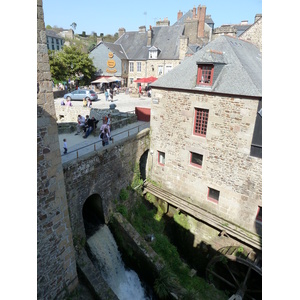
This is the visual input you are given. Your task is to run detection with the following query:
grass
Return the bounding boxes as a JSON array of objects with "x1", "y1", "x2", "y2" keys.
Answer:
[{"x1": 124, "y1": 196, "x2": 227, "y2": 300}]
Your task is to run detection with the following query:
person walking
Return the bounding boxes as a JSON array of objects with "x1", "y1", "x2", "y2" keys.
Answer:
[
  {"x1": 63, "y1": 138, "x2": 67, "y2": 154},
  {"x1": 105, "y1": 90, "x2": 109, "y2": 101},
  {"x1": 101, "y1": 127, "x2": 110, "y2": 146}
]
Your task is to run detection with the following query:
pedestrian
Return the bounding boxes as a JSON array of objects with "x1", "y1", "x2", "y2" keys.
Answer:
[
  {"x1": 139, "y1": 85, "x2": 142, "y2": 95},
  {"x1": 101, "y1": 127, "x2": 110, "y2": 146},
  {"x1": 75, "y1": 115, "x2": 85, "y2": 135},
  {"x1": 87, "y1": 99, "x2": 92, "y2": 107},
  {"x1": 107, "y1": 113, "x2": 112, "y2": 139},
  {"x1": 63, "y1": 138, "x2": 67, "y2": 154},
  {"x1": 105, "y1": 90, "x2": 109, "y2": 101}
]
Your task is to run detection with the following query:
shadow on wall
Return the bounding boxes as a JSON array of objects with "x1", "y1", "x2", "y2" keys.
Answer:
[{"x1": 82, "y1": 193, "x2": 105, "y2": 238}]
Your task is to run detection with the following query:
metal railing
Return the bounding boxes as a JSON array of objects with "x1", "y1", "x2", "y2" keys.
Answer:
[{"x1": 61, "y1": 122, "x2": 149, "y2": 160}]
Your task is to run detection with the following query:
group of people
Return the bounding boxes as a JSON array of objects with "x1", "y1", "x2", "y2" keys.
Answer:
[{"x1": 75, "y1": 113, "x2": 112, "y2": 146}]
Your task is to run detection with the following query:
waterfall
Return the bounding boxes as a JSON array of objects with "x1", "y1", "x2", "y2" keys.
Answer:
[{"x1": 87, "y1": 225, "x2": 150, "y2": 300}]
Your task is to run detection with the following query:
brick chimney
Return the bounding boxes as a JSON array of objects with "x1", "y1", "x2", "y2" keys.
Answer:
[
  {"x1": 192, "y1": 6, "x2": 196, "y2": 19},
  {"x1": 177, "y1": 10, "x2": 183, "y2": 21},
  {"x1": 147, "y1": 25, "x2": 152, "y2": 46},
  {"x1": 197, "y1": 5, "x2": 206, "y2": 38},
  {"x1": 118, "y1": 27, "x2": 125, "y2": 38}
]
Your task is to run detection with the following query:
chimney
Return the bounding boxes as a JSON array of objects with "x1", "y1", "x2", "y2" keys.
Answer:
[
  {"x1": 118, "y1": 27, "x2": 125, "y2": 38},
  {"x1": 156, "y1": 17, "x2": 170, "y2": 27},
  {"x1": 192, "y1": 6, "x2": 196, "y2": 19},
  {"x1": 177, "y1": 10, "x2": 183, "y2": 21},
  {"x1": 240, "y1": 20, "x2": 248, "y2": 25},
  {"x1": 139, "y1": 26, "x2": 146, "y2": 33},
  {"x1": 147, "y1": 25, "x2": 152, "y2": 47},
  {"x1": 179, "y1": 35, "x2": 189, "y2": 60},
  {"x1": 198, "y1": 5, "x2": 206, "y2": 38},
  {"x1": 255, "y1": 14, "x2": 262, "y2": 22}
]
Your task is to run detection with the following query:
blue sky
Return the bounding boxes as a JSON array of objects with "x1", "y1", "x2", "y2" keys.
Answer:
[{"x1": 43, "y1": 0, "x2": 262, "y2": 36}]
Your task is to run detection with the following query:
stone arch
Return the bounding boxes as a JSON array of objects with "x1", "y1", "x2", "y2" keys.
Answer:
[
  {"x1": 139, "y1": 150, "x2": 149, "y2": 181},
  {"x1": 82, "y1": 193, "x2": 105, "y2": 238}
]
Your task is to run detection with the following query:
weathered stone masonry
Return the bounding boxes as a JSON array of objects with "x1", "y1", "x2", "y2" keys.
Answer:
[
  {"x1": 37, "y1": 0, "x2": 78, "y2": 299},
  {"x1": 63, "y1": 129, "x2": 150, "y2": 240},
  {"x1": 148, "y1": 89, "x2": 262, "y2": 235}
]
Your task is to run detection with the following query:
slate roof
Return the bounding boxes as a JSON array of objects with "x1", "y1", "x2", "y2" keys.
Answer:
[
  {"x1": 102, "y1": 42, "x2": 127, "y2": 60},
  {"x1": 151, "y1": 35, "x2": 262, "y2": 97},
  {"x1": 46, "y1": 29, "x2": 63, "y2": 39},
  {"x1": 173, "y1": 9, "x2": 214, "y2": 27},
  {"x1": 114, "y1": 25, "x2": 185, "y2": 60}
]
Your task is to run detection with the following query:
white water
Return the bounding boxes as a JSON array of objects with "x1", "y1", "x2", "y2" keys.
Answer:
[{"x1": 87, "y1": 225, "x2": 150, "y2": 300}]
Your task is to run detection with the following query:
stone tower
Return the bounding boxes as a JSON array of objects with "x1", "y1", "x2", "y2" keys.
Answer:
[{"x1": 37, "y1": 0, "x2": 78, "y2": 298}]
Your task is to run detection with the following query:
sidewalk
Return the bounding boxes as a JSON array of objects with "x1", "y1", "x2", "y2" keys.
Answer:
[{"x1": 59, "y1": 121, "x2": 150, "y2": 164}]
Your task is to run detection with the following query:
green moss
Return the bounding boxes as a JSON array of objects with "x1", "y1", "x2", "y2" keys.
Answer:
[{"x1": 174, "y1": 212, "x2": 190, "y2": 230}]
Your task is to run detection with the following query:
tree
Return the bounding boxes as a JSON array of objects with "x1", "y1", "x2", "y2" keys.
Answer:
[
  {"x1": 70, "y1": 22, "x2": 77, "y2": 31},
  {"x1": 48, "y1": 45, "x2": 97, "y2": 85}
]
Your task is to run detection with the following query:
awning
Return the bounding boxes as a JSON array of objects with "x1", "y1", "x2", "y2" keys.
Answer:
[{"x1": 134, "y1": 76, "x2": 157, "y2": 83}]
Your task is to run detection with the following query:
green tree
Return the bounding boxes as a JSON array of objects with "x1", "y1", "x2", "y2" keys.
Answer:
[{"x1": 48, "y1": 45, "x2": 97, "y2": 85}]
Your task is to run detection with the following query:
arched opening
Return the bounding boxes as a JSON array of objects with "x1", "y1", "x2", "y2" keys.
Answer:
[
  {"x1": 139, "y1": 150, "x2": 149, "y2": 181},
  {"x1": 82, "y1": 194, "x2": 105, "y2": 238}
]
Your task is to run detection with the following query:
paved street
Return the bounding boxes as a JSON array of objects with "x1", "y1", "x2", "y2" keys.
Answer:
[
  {"x1": 54, "y1": 91, "x2": 152, "y2": 113},
  {"x1": 56, "y1": 91, "x2": 151, "y2": 163}
]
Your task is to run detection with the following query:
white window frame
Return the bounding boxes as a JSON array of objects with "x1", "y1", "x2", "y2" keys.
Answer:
[
  {"x1": 158, "y1": 65, "x2": 163, "y2": 76},
  {"x1": 137, "y1": 62, "x2": 142, "y2": 72},
  {"x1": 165, "y1": 65, "x2": 173, "y2": 74},
  {"x1": 129, "y1": 62, "x2": 134, "y2": 73}
]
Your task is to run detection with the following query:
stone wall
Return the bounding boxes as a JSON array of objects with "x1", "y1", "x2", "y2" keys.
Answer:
[
  {"x1": 37, "y1": 0, "x2": 78, "y2": 299},
  {"x1": 148, "y1": 89, "x2": 262, "y2": 234},
  {"x1": 240, "y1": 17, "x2": 262, "y2": 52},
  {"x1": 63, "y1": 128, "x2": 150, "y2": 239}
]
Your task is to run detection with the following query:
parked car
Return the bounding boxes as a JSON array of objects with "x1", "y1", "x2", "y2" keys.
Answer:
[{"x1": 64, "y1": 89, "x2": 98, "y2": 101}]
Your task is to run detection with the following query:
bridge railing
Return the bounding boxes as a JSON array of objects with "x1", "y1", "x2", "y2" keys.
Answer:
[{"x1": 61, "y1": 122, "x2": 150, "y2": 160}]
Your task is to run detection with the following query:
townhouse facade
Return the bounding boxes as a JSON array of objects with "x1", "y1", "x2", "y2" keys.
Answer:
[
  {"x1": 148, "y1": 35, "x2": 262, "y2": 236},
  {"x1": 89, "y1": 4, "x2": 214, "y2": 88}
]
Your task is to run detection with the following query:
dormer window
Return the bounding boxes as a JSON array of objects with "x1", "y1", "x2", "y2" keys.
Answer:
[
  {"x1": 197, "y1": 64, "x2": 214, "y2": 86},
  {"x1": 149, "y1": 46, "x2": 159, "y2": 59}
]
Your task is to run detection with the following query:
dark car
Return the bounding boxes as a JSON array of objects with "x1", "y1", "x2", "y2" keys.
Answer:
[{"x1": 64, "y1": 89, "x2": 98, "y2": 101}]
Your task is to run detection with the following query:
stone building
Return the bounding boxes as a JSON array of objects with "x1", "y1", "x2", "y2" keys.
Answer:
[
  {"x1": 213, "y1": 14, "x2": 262, "y2": 52},
  {"x1": 148, "y1": 35, "x2": 262, "y2": 236},
  {"x1": 46, "y1": 29, "x2": 64, "y2": 51},
  {"x1": 88, "y1": 41, "x2": 127, "y2": 83},
  {"x1": 89, "y1": 4, "x2": 214, "y2": 88},
  {"x1": 37, "y1": 0, "x2": 78, "y2": 298},
  {"x1": 239, "y1": 14, "x2": 262, "y2": 52}
]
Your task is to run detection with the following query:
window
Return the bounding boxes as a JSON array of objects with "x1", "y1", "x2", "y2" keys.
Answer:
[
  {"x1": 158, "y1": 151, "x2": 165, "y2": 166},
  {"x1": 130, "y1": 78, "x2": 133, "y2": 84},
  {"x1": 207, "y1": 187, "x2": 220, "y2": 203},
  {"x1": 256, "y1": 206, "x2": 262, "y2": 223},
  {"x1": 165, "y1": 65, "x2": 173, "y2": 74},
  {"x1": 197, "y1": 64, "x2": 214, "y2": 86},
  {"x1": 190, "y1": 152, "x2": 203, "y2": 168},
  {"x1": 137, "y1": 62, "x2": 141, "y2": 72},
  {"x1": 194, "y1": 108, "x2": 209, "y2": 137},
  {"x1": 158, "y1": 65, "x2": 163, "y2": 76},
  {"x1": 129, "y1": 62, "x2": 134, "y2": 72},
  {"x1": 56, "y1": 44, "x2": 60, "y2": 50}
]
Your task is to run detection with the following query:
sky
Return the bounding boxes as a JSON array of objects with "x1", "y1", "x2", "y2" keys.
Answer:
[{"x1": 43, "y1": 0, "x2": 262, "y2": 36}]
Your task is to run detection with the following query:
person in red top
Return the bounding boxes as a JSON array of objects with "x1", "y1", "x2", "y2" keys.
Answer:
[{"x1": 139, "y1": 85, "x2": 142, "y2": 95}]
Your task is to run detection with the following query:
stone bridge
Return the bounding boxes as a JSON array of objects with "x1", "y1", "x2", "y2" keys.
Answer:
[{"x1": 62, "y1": 127, "x2": 150, "y2": 239}]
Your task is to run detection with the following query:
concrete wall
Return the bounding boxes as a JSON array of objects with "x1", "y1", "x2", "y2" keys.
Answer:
[
  {"x1": 63, "y1": 129, "x2": 150, "y2": 239},
  {"x1": 148, "y1": 89, "x2": 262, "y2": 234},
  {"x1": 37, "y1": 0, "x2": 78, "y2": 299}
]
